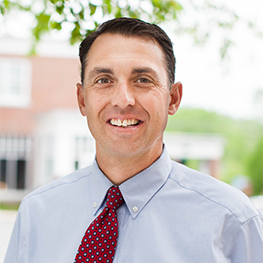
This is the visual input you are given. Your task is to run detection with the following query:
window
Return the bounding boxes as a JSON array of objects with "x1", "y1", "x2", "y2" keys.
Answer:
[
  {"x1": 0, "y1": 58, "x2": 32, "y2": 108},
  {"x1": 0, "y1": 135, "x2": 32, "y2": 189}
]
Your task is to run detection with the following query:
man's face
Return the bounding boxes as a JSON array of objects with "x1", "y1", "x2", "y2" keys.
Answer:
[{"x1": 77, "y1": 33, "x2": 182, "y2": 160}]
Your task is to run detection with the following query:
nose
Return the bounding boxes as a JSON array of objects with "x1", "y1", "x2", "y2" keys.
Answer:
[{"x1": 111, "y1": 82, "x2": 135, "y2": 109}]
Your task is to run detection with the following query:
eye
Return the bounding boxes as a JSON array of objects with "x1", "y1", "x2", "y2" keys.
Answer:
[
  {"x1": 136, "y1": 78, "x2": 151, "y2": 84},
  {"x1": 96, "y1": 78, "x2": 111, "y2": 84}
]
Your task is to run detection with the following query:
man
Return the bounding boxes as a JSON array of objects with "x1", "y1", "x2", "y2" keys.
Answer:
[{"x1": 4, "y1": 18, "x2": 263, "y2": 263}]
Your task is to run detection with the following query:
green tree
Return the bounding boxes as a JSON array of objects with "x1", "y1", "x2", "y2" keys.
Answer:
[
  {"x1": 1, "y1": 0, "x2": 261, "y2": 57},
  {"x1": 0, "y1": 0, "x2": 183, "y2": 46},
  {"x1": 166, "y1": 107, "x2": 263, "y2": 189},
  {"x1": 246, "y1": 136, "x2": 263, "y2": 195}
]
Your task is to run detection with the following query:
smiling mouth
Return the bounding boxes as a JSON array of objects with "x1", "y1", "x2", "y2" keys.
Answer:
[{"x1": 109, "y1": 118, "x2": 140, "y2": 127}]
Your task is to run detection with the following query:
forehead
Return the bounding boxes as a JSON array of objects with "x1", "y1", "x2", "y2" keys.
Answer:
[{"x1": 85, "y1": 33, "x2": 166, "y2": 75}]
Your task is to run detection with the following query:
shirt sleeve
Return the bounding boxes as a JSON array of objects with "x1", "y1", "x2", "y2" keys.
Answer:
[
  {"x1": 222, "y1": 214, "x2": 263, "y2": 263},
  {"x1": 4, "y1": 203, "x2": 27, "y2": 263}
]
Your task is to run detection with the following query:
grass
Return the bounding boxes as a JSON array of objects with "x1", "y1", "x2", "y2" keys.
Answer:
[{"x1": 0, "y1": 203, "x2": 20, "y2": 210}]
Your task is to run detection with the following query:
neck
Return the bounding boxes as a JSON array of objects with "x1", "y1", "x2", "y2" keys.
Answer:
[{"x1": 95, "y1": 144, "x2": 163, "y2": 185}]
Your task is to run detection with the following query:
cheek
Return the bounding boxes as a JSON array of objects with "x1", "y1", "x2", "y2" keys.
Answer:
[
  {"x1": 145, "y1": 91, "x2": 170, "y2": 115},
  {"x1": 85, "y1": 97, "x2": 113, "y2": 133},
  {"x1": 85, "y1": 91, "x2": 108, "y2": 113}
]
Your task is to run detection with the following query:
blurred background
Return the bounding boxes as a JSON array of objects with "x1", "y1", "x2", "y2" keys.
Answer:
[{"x1": 0, "y1": 0, "x2": 262, "y2": 261}]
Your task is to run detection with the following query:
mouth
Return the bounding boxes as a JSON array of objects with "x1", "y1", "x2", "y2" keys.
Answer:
[{"x1": 109, "y1": 118, "x2": 141, "y2": 128}]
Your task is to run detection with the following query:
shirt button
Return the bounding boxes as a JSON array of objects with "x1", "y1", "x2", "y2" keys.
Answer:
[
  {"x1": 133, "y1": 206, "x2": 138, "y2": 212},
  {"x1": 93, "y1": 202, "x2": 98, "y2": 208}
]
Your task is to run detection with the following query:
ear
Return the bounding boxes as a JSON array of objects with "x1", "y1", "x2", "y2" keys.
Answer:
[
  {"x1": 168, "y1": 82, "x2": 183, "y2": 115},
  {"x1": 76, "y1": 83, "x2": 87, "y2": 117}
]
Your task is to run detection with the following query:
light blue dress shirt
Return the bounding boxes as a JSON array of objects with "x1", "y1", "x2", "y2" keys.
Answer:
[{"x1": 4, "y1": 146, "x2": 263, "y2": 262}]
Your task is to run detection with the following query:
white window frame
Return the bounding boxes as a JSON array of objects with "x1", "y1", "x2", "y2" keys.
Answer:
[{"x1": 0, "y1": 57, "x2": 32, "y2": 108}]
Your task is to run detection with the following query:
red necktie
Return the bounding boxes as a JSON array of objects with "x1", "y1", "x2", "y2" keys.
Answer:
[{"x1": 75, "y1": 186, "x2": 124, "y2": 263}]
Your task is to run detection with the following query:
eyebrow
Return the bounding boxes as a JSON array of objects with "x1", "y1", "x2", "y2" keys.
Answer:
[
  {"x1": 87, "y1": 66, "x2": 159, "y2": 80},
  {"x1": 131, "y1": 67, "x2": 159, "y2": 79},
  {"x1": 88, "y1": 67, "x2": 114, "y2": 79}
]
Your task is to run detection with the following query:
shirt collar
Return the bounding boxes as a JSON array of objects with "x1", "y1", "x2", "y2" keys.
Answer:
[
  {"x1": 119, "y1": 145, "x2": 172, "y2": 219},
  {"x1": 89, "y1": 145, "x2": 172, "y2": 219},
  {"x1": 90, "y1": 160, "x2": 114, "y2": 216}
]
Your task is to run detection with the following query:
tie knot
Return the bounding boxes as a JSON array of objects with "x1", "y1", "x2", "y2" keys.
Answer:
[{"x1": 105, "y1": 186, "x2": 124, "y2": 210}]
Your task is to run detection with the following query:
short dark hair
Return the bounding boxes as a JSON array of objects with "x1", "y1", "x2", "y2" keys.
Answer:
[{"x1": 79, "y1": 17, "x2": 176, "y2": 87}]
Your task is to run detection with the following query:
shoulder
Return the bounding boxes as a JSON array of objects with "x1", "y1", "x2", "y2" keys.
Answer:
[
  {"x1": 23, "y1": 165, "x2": 93, "y2": 202},
  {"x1": 168, "y1": 161, "x2": 260, "y2": 224}
]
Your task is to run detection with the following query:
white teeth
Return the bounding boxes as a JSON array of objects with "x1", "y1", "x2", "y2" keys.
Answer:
[
  {"x1": 122, "y1": 120, "x2": 128, "y2": 127},
  {"x1": 110, "y1": 119, "x2": 139, "y2": 127}
]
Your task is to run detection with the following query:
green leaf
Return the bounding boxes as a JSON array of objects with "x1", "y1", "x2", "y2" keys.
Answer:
[
  {"x1": 151, "y1": 0, "x2": 160, "y2": 8},
  {"x1": 127, "y1": 8, "x2": 140, "y2": 19},
  {"x1": 115, "y1": 7, "x2": 122, "y2": 18},
  {"x1": 50, "y1": 21, "x2": 62, "y2": 30},
  {"x1": 0, "y1": 5, "x2": 6, "y2": 15},
  {"x1": 69, "y1": 7, "x2": 75, "y2": 17},
  {"x1": 37, "y1": 12, "x2": 51, "y2": 25},
  {"x1": 32, "y1": 12, "x2": 51, "y2": 41},
  {"x1": 55, "y1": 4, "x2": 64, "y2": 15},
  {"x1": 70, "y1": 22, "x2": 81, "y2": 44},
  {"x1": 89, "y1": 3, "x2": 97, "y2": 16},
  {"x1": 50, "y1": 0, "x2": 58, "y2": 4},
  {"x1": 103, "y1": 0, "x2": 112, "y2": 14},
  {"x1": 3, "y1": 0, "x2": 9, "y2": 8},
  {"x1": 79, "y1": 6, "x2": 85, "y2": 20},
  {"x1": 0, "y1": 0, "x2": 9, "y2": 15}
]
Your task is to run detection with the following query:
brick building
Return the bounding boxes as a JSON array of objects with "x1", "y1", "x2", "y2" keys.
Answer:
[{"x1": 0, "y1": 36, "x2": 96, "y2": 201}]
